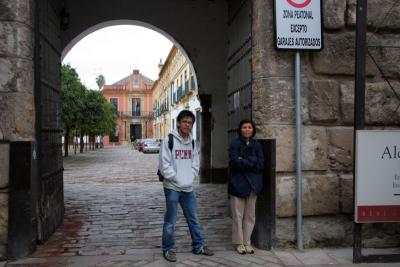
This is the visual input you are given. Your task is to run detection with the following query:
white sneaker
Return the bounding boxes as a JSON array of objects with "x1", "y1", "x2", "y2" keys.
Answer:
[
  {"x1": 236, "y1": 244, "x2": 246, "y2": 254},
  {"x1": 244, "y1": 244, "x2": 254, "y2": 254}
]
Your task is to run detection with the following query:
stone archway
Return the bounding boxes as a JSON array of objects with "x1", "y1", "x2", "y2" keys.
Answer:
[{"x1": 1, "y1": 0, "x2": 232, "y2": 259}]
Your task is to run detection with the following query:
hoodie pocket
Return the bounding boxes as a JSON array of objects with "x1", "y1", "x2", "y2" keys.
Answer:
[{"x1": 175, "y1": 169, "x2": 195, "y2": 187}]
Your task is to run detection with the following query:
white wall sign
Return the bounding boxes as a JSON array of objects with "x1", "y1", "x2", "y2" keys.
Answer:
[
  {"x1": 274, "y1": 0, "x2": 323, "y2": 50},
  {"x1": 355, "y1": 130, "x2": 400, "y2": 223}
]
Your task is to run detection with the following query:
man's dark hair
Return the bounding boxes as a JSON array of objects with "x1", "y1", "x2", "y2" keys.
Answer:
[
  {"x1": 177, "y1": 110, "x2": 195, "y2": 123},
  {"x1": 237, "y1": 119, "x2": 256, "y2": 138}
]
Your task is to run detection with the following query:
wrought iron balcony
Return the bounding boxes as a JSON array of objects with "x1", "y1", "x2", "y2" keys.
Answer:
[{"x1": 117, "y1": 111, "x2": 153, "y2": 119}]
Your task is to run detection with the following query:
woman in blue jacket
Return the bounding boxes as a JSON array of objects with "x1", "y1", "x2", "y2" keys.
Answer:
[{"x1": 228, "y1": 119, "x2": 264, "y2": 254}]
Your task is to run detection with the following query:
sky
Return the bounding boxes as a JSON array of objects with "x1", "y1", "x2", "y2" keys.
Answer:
[{"x1": 62, "y1": 25, "x2": 173, "y2": 90}]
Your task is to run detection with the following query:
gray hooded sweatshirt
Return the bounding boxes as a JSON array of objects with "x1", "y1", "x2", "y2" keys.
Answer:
[{"x1": 158, "y1": 129, "x2": 199, "y2": 192}]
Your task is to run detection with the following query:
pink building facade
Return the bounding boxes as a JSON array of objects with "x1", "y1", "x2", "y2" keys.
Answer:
[{"x1": 101, "y1": 70, "x2": 154, "y2": 145}]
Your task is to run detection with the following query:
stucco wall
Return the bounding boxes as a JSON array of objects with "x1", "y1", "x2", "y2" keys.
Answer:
[{"x1": 253, "y1": 0, "x2": 400, "y2": 247}]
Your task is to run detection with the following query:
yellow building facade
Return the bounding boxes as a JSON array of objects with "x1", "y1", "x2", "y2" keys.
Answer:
[{"x1": 152, "y1": 46, "x2": 201, "y2": 140}]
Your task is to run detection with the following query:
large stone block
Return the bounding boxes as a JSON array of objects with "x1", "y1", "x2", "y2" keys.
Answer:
[
  {"x1": 276, "y1": 174, "x2": 339, "y2": 217},
  {"x1": 347, "y1": 0, "x2": 400, "y2": 30},
  {"x1": 276, "y1": 215, "x2": 399, "y2": 248},
  {"x1": 252, "y1": 0, "x2": 274, "y2": 36},
  {"x1": 0, "y1": 93, "x2": 35, "y2": 141},
  {"x1": 252, "y1": 43, "x2": 295, "y2": 79},
  {"x1": 362, "y1": 223, "x2": 400, "y2": 248},
  {"x1": 0, "y1": 0, "x2": 34, "y2": 26},
  {"x1": 0, "y1": 193, "x2": 7, "y2": 259},
  {"x1": 0, "y1": 58, "x2": 34, "y2": 93},
  {"x1": 368, "y1": 45, "x2": 400, "y2": 80},
  {"x1": 253, "y1": 78, "x2": 295, "y2": 124},
  {"x1": 366, "y1": 83, "x2": 400, "y2": 124},
  {"x1": 340, "y1": 81, "x2": 400, "y2": 125},
  {"x1": 311, "y1": 33, "x2": 375, "y2": 76},
  {"x1": 302, "y1": 127, "x2": 328, "y2": 170},
  {"x1": 339, "y1": 82, "x2": 354, "y2": 125},
  {"x1": 339, "y1": 174, "x2": 353, "y2": 214},
  {"x1": 308, "y1": 80, "x2": 339, "y2": 123},
  {"x1": 303, "y1": 215, "x2": 351, "y2": 247},
  {"x1": 0, "y1": 143, "x2": 9, "y2": 188},
  {"x1": 367, "y1": 33, "x2": 400, "y2": 80},
  {"x1": 276, "y1": 215, "x2": 352, "y2": 248},
  {"x1": 328, "y1": 127, "x2": 353, "y2": 171},
  {"x1": 0, "y1": 21, "x2": 33, "y2": 59},
  {"x1": 323, "y1": 0, "x2": 346, "y2": 29},
  {"x1": 258, "y1": 125, "x2": 328, "y2": 172},
  {"x1": 253, "y1": 77, "x2": 310, "y2": 125}
]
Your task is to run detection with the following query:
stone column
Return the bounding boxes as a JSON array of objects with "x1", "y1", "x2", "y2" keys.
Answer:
[
  {"x1": 0, "y1": 0, "x2": 35, "y2": 259},
  {"x1": 198, "y1": 94, "x2": 212, "y2": 183}
]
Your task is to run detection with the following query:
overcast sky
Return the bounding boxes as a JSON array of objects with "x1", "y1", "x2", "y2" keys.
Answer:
[{"x1": 62, "y1": 25, "x2": 173, "y2": 90}]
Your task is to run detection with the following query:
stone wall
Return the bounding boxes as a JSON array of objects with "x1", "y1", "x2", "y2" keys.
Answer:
[
  {"x1": 0, "y1": 0, "x2": 35, "y2": 259},
  {"x1": 253, "y1": 0, "x2": 400, "y2": 247}
]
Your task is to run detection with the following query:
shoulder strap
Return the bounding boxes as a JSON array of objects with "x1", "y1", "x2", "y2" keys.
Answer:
[
  {"x1": 168, "y1": 133, "x2": 173, "y2": 151},
  {"x1": 168, "y1": 133, "x2": 194, "y2": 151}
]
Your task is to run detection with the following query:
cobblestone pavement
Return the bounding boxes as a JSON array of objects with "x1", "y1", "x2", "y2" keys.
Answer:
[{"x1": 4, "y1": 146, "x2": 399, "y2": 267}]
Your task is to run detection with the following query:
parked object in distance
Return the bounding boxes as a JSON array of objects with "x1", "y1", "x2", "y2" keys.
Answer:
[
  {"x1": 134, "y1": 139, "x2": 144, "y2": 151},
  {"x1": 142, "y1": 140, "x2": 160, "y2": 153}
]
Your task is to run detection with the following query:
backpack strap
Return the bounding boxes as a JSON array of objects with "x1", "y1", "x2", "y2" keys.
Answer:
[
  {"x1": 168, "y1": 133, "x2": 195, "y2": 151},
  {"x1": 168, "y1": 133, "x2": 173, "y2": 151}
]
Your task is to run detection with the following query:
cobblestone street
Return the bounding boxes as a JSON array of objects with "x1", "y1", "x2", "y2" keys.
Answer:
[
  {"x1": 41, "y1": 145, "x2": 231, "y2": 255},
  {"x1": 4, "y1": 146, "x2": 399, "y2": 267}
]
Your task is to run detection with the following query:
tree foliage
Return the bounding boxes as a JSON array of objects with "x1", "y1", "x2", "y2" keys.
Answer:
[
  {"x1": 61, "y1": 64, "x2": 116, "y2": 155},
  {"x1": 96, "y1": 74, "x2": 105, "y2": 90}
]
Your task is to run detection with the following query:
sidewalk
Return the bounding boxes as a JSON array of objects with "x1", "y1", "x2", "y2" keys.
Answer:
[
  {"x1": 3, "y1": 247, "x2": 400, "y2": 266},
  {"x1": 2, "y1": 146, "x2": 398, "y2": 266}
]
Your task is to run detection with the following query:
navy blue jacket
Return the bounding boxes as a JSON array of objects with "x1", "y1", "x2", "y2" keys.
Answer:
[{"x1": 228, "y1": 137, "x2": 264, "y2": 198}]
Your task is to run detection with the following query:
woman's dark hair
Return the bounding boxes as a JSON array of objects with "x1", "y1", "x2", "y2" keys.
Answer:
[
  {"x1": 177, "y1": 110, "x2": 195, "y2": 123},
  {"x1": 237, "y1": 119, "x2": 256, "y2": 138}
]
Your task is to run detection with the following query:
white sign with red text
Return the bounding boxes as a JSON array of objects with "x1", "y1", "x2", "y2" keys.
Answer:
[
  {"x1": 355, "y1": 130, "x2": 400, "y2": 223},
  {"x1": 274, "y1": 0, "x2": 323, "y2": 50}
]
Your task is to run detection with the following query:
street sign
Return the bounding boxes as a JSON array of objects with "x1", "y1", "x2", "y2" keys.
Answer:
[
  {"x1": 355, "y1": 130, "x2": 400, "y2": 223},
  {"x1": 274, "y1": 0, "x2": 323, "y2": 50}
]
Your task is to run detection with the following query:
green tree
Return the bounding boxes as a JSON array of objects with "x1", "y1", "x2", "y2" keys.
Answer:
[
  {"x1": 61, "y1": 64, "x2": 86, "y2": 156},
  {"x1": 80, "y1": 90, "x2": 112, "y2": 150},
  {"x1": 96, "y1": 74, "x2": 105, "y2": 90}
]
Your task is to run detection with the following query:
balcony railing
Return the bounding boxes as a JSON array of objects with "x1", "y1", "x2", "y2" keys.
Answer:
[
  {"x1": 117, "y1": 111, "x2": 153, "y2": 119},
  {"x1": 153, "y1": 103, "x2": 169, "y2": 118}
]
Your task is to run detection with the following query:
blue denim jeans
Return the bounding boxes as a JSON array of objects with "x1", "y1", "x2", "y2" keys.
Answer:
[{"x1": 162, "y1": 188, "x2": 204, "y2": 253}]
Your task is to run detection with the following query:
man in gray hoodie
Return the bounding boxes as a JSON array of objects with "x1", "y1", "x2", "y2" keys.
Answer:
[{"x1": 159, "y1": 110, "x2": 214, "y2": 262}]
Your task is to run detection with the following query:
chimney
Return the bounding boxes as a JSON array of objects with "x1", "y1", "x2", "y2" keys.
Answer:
[{"x1": 158, "y1": 58, "x2": 164, "y2": 72}]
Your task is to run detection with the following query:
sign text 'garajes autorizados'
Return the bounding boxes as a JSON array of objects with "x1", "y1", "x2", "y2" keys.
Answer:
[
  {"x1": 274, "y1": 0, "x2": 323, "y2": 50},
  {"x1": 355, "y1": 131, "x2": 400, "y2": 223}
]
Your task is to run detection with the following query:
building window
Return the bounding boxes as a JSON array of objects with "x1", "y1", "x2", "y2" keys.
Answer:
[
  {"x1": 132, "y1": 98, "x2": 141, "y2": 116},
  {"x1": 110, "y1": 98, "x2": 118, "y2": 113}
]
